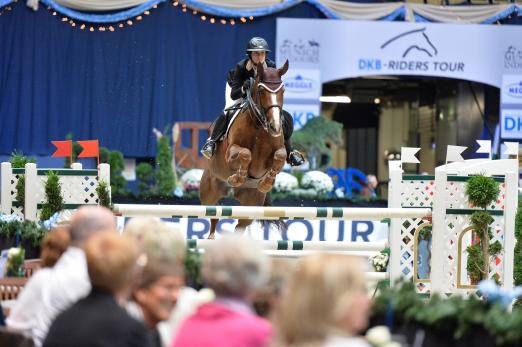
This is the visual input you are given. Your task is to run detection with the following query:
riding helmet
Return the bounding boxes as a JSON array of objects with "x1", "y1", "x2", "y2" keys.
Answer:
[{"x1": 246, "y1": 37, "x2": 270, "y2": 53}]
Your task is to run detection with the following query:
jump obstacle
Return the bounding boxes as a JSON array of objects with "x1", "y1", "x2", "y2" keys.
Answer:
[{"x1": 0, "y1": 152, "x2": 519, "y2": 295}]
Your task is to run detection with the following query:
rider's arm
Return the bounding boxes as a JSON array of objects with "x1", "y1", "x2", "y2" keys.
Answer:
[{"x1": 229, "y1": 64, "x2": 245, "y2": 101}]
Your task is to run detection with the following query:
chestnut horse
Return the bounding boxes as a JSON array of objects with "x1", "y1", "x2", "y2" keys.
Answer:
[{"x1": 200, "y1": 60, "x2": 289, "y2": 239}]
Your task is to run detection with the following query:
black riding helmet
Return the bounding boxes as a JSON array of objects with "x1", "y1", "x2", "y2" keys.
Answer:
[{"x1": 246, "y1": 37, "x2": 270, "y2": 58}]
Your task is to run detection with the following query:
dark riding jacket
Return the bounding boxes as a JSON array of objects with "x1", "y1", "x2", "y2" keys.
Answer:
[{"x1": 227, "y1": 58, "x2": 276, "y2": 101}]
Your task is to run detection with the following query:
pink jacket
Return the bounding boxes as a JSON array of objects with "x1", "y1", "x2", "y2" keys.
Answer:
[{"x1": 171, "y1": 301, "x2": 272, "y2": 347}]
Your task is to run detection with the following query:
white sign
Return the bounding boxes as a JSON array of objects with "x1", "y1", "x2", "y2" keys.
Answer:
[
  {"x1": 119, "y1": 217, "x2": 388, "y2": 242},
  {"x1": 284, "y1": 103, "x2": 320, "y2": 130},
  {"x1": 502, "y1": 75, "x2": 522, "y2": 104},
  {"x1": 283, "y1": 69, "x2": 321, "y2": 99},
  {"x1": 276, "y1": 19, "x2": 522, "y2": 87},
  {"x1": 501, "y1": 109, "x2": 522, "y2": 139}
]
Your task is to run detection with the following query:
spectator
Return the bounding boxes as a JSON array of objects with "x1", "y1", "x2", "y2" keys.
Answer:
[
  {"x1": 43, "y1": 233, "x2": 152, "y2": 347},
  {"x1": 171, "y1": 235, "x2": 272, "y2": 347},
  {"x1": 7, "y1": 206, "x2": 116, "y2": 346},
  {"x1": 275, "y1": 254, "x2": 372, "y2": 347},
  {"x1": 40, "y1": 225, "x2": 71, "y2": 268},
  {"x1": 124, "y1": 220, "x2": 186, "y2": 347},
  {"x1": 6, "y1": 225, "x2": 71, "y2": 336}
]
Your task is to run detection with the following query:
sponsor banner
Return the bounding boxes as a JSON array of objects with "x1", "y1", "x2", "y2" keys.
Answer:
[
  {"x1": 117, "y1": 217, "x2": 388, "y2": 242},
  {"x1": 501, "y1": 75, "x2": 522, "y2": 104},
  {"x1": 276, "y1": 18, "x2": 522, "y2": 88},
  {"x1": 283, "y1": 69, "x2": 321, "y2": 99},
  {"x1": 501, "y1": 109, "x2": 522, "y2": 139},
  {"x1": 284, "y1": 103, "x2": 320, "y2": 130}
]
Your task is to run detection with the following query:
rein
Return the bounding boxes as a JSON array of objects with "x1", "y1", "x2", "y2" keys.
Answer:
[{"x1": 244, "y1": 77, "x2": 283, "y2": 132}]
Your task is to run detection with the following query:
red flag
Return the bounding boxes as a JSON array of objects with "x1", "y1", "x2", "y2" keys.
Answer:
[
  {"x1": 51, "y1": 140, "x2": 72, "y2": 158},
  {"x1": 77, "y1": 140, "x2": 99, "y2": 159}
]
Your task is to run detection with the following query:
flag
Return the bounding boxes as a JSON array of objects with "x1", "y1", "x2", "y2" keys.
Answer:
[
  {"x1": 401, "y1": 147, "x2": 420, "y2": 164},
  {"x1": 476, "y1": 140, "x2": 491, "y2": 157},
  {"x1": 78, "y1": 140, "x2": 100, "y2": 165},
  {"x1": 51, "y1": 140, "x2": 72, "y2": 160},
  {"x1": 446, "y1": 145, "x2": 466, "y2": 163},
  {"x1": 503, "y1": 142, "x2": 519, "y2": 157}
]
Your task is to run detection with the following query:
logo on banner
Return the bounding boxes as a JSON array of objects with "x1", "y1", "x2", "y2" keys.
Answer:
[
  {"x1": 284, "y1": 74, "x2": 319, "y2": 93},
  {"x1": 358, "y1": 27, "x2": 465, "y2": 74},
  {"x1": 279, "y1": 39, "x2": 320, "y2": 64},
  {"x1": 504, "y1": 46, "x2": 522, "y2": 70},
  {"x1": 506, "y1": 81, "x2": 522, "y2": 99},
  {"x1": 501, "y1": 109, "x2": 522, "y2": 139},
  {"x1": 381, "y1": 28, "x2": 438, "y2": 58}
]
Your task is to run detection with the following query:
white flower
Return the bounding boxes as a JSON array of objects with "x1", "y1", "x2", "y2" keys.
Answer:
[
  {"x1": 366, "y1": 326, "x2": 392, "y2": 346},
  {"x1": 274, "y1": 172, "x2": 298, "y2": 193},
  {"x1": 180, "y1": 169, "x2": 204, "y2": 191},
  {"x1": 382, "y1": 342, "x2": 401, "y2": 347},
  {"x1": 301, "y1": 171, "x2": 334, "y2": 194},
  {"x1": 8, "y1": 247, "x2": 21, "y2": 257}
]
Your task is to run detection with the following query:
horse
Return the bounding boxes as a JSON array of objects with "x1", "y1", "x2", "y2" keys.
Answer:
[{"x1": 199, "y1": 60, "x2": 290, "y2": 239}]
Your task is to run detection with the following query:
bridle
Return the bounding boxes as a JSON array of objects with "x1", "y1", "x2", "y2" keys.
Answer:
[{"x1": 245, "y1": 77, "x2": 284, "y2": 132}]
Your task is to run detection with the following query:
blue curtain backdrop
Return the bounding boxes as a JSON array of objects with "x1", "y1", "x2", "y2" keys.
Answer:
[{"x1": 0, "y1": 2, "x2": 325, "y2": 157}]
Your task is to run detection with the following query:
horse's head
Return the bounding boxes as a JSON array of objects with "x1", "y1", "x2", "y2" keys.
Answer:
[{"x1": 252, "y1": 60, "x2": 289, "y2": 137}]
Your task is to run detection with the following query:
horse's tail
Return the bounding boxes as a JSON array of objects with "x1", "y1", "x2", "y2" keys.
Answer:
[{"x1": 260, "y1": 192, "x2": 288, "y2": 233}]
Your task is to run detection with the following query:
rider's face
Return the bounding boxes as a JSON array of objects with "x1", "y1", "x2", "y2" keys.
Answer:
[{"x1": 250, "y1": 51, "x2": 266, "y2": 65}]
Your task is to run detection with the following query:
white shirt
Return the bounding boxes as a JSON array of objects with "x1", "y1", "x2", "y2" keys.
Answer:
[
  {"x1": 8, "y1": 247, "x2": 91, "y2": 347},
  {"x1": 323, "y1": 335, "x2": 372, "y2": 347}
]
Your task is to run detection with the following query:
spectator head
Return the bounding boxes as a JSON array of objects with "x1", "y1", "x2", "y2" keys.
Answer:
[
  {"x1": 276, "y1": 254, "x2": 371, "y2": 345},
  {"x1": 40, "y1": 225, "x2": 71, "y2": 267},
  {"x1": 128, "y1": 222, "x2": 186, "y2": 327},
  {"x1": 85, "y1": 233, "x2": 140, "y2": 299},
  {"x1": 367, "y1": 174, "x2": 378, "y2": 190},
  {"x1": 123, "y1": 217, "x2": 162, "y2": 245},
  {"x1": 133, "y1": 258, "x2": 184, "y2": 327},
  {"x1": 69, "y1": 206, "x2": 116, "y2": 247},
  {"x1": 202, "y1": 234, "x2": 270, "y2": 299}
]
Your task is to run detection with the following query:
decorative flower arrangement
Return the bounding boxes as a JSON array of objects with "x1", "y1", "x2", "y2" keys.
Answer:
[
  {"x1": 273, "y1": 172, "x2": 298, "y2": 193},
  {"x1": 180, "y1": 169, "x2": 204, "y2": 192},
  {"x1": 370, "y1": 250, "x2": 389, "y2": 272},
  {"x1": 5, "y1": 247, "x2": 25, "y2": 277},
  {"x1": 301, "y1": 171, "x2": 334, "y2": 195},
  {"x1": 366, "y1": 326, "x2": 400, "y2": 347}
]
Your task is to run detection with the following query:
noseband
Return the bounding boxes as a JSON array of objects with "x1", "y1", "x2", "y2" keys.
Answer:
[{"x1": 245, "y1": 78, "x2": 284, "y2": 132}]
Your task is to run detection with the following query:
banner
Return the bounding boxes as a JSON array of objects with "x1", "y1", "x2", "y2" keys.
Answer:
[
  {"x1": 117, "y1": 217, "x2": 389, "y2": 242},
  {"x1": 277, "y1": 18, "x2": 522, "y2": 141}
]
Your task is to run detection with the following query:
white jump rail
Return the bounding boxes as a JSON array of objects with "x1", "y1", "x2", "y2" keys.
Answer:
[{"x1": 113, "y1": 204, "x2": 431, "y2": 220}]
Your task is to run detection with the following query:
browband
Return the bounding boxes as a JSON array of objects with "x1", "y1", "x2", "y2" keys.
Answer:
[{"x1": 258, "y1": 82, "x2": 284, "y2": 93}]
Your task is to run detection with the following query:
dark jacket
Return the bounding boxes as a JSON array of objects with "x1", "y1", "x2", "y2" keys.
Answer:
[
  {"x1": 227, "y1": 58, "x2": 276, "y2": 101},
  {"x1": 43, "y1": 289, "x2": 154, "y2": 347}
]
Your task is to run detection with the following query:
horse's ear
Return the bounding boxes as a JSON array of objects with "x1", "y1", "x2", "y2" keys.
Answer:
[
  {"x1": 257, "y1": 62, "x2": 265, "y2": 81},
  {"x1": 278, "y1": 60, "x2": 289, "y2": 77}
]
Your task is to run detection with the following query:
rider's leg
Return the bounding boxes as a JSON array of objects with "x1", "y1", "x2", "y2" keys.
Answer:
[
  {"x1": 282, "y1": 110, "x2": 305, "y2": 166},
  {"x1": 201, "y1": 112, "x2": 229, "y2": 159}
]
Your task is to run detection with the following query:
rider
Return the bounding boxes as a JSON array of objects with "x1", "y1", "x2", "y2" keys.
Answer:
[{"x1": 201, "y1": 37, "x2": 305, "y2": 167}]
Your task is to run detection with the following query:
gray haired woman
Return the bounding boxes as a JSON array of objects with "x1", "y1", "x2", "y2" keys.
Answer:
[{"x1": 171, "y1": 234, "x2": 272, "y2": 347}]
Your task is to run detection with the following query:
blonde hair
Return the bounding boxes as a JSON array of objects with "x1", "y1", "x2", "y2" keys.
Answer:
[
  {"x1": 85, "y1": 233, "x2": 139, "y2": 294},
  {"x1": 124, "y1": 218, "x2": 186, "y2": 264},
  {"x1": 40, "y1": 225, "x2": 71, "y2": 268},
  {"x1": 202, "y1": 234, "x2": 270, "y2": 298},
  {"x1": 275, "y1": 254, "x2": 366, "y2": 346}
]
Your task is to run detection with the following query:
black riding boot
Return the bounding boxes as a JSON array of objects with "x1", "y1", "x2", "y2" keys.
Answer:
[
  {"x1": 201, "y1": 113, "x2": 229, "y2": 159},
  {"x1": 282, "y1": 111, "x2": 305, "y2": 166}
]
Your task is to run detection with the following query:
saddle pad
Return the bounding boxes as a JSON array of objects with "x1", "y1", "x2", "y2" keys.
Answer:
[{"x1": 224, "y1": 102, "x2": 246, "y2": 138}]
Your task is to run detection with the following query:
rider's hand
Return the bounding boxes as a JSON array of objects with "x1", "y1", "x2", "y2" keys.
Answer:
[{"x1": 242, "y1": 80, "x2": 251, "y2": 94}]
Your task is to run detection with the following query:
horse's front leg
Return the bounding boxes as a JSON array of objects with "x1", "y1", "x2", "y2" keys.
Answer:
[
  {"x1": 226, "y1": 144, "x2": 252, "y2": 187},
  {"x1": 258, "y1": 147, "x2": 287, "y2": 193}
]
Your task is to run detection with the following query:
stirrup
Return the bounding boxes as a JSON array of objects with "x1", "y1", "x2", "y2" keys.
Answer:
[{"x1": 201, "y1": 140, "x2": 216, "y2": 159}]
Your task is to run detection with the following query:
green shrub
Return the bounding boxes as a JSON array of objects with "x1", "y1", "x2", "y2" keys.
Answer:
[{"x1": 40, "y1": 171, "x2": 64, "y2": 221}]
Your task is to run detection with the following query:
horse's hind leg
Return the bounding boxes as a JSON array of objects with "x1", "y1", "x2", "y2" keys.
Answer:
[
  {"x1": 226, "y1": 144, "x2": 251, "y2": 187},
  {"x1": 258, "y1": 147, "x2": 287, "y2": 193},
  {"x1": 234, "y1": 188, "x2": 266, "y2": 233},
  {"x1": 199, "y1": 170, "x2": 227, "y2": 239}
]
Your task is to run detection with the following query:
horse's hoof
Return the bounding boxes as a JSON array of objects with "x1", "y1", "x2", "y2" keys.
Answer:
[
  {"x1": 207, "y1": 233, "x2": 215, "y2": 240},
  {"x1": 227, "y1": 175, "x2": 245, "y2": 187},
  {"x1": 258, "y1": 180, "x2": 274, "y2": 193}
]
